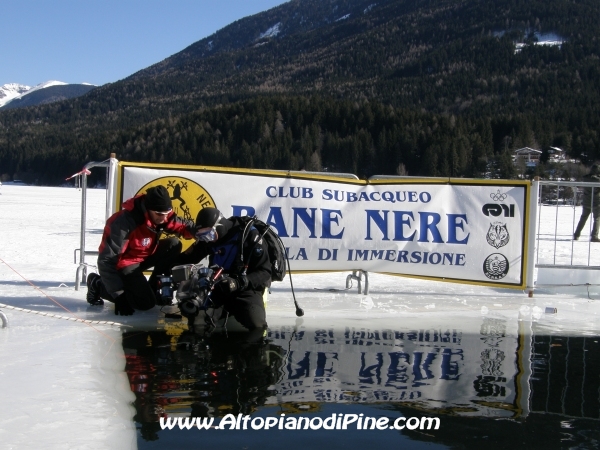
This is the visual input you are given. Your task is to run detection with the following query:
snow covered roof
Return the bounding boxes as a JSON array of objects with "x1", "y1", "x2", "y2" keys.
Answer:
[{"x1": 514, "y1": 147, "x2": 542, "y2": 155}]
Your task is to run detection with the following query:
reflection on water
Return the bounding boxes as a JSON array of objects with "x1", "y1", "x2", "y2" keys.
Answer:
[
  {"x1": 123, "y1": 317, "x2": 600, "y2": 449},
  {"x1": 123, "y1": 327, "x2": 284, "y2": 441}
]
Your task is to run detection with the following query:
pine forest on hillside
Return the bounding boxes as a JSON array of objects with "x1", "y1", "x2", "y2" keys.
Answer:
[{"x1": 0, "y1": 0, "x2": 599, "y2": 184}]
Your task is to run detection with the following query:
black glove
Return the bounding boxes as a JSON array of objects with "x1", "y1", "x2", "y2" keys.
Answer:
[
  {"x1": 114, "y1": 294, "x2": 135, "y2": 316},
  {"x1": 217, "y1": 275, "x2": 248, "y2": 294}
]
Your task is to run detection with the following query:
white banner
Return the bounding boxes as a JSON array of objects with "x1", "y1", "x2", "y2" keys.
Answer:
[{"x1": 117, "y1": 162, "x2": 529, "y2": 288}]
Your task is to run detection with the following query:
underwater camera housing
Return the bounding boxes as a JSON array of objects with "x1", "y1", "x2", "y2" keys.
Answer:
[{"x1": 170, "y1": 264, "x2": 223, "y2": 323}]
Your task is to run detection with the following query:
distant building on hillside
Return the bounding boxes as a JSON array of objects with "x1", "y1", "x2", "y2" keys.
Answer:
[
  {"x1": 514, "y1": 147, "x2": 542, "y2": 168},
  {"x1": 515, "y1": 39, "x2": 564, "y2": 54},
  {"x1": 548, "y1": 146, "x2": 565, "y2": 162}
]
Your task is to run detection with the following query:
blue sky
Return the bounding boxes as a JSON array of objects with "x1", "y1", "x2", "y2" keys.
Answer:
[{"x1": 2, "y1": 0, "x2": 289, "y2": 87}]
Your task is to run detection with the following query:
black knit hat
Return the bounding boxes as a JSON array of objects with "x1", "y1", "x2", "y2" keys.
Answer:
[
  {"x1": 144, "y1": 186, "x2": 172, "y2": 212},
  {"x1": 196, "y1": 207, "x2": 233, "y2": 238},
  {"x1": 196, "y1": 207, "x2": 222, "y2": 228}
]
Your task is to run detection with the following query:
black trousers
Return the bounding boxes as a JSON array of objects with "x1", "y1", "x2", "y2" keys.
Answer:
[
  {"x1": 211, "y1": 288, "x2": 267, "y2": 330},
  {"x1": 575, "y1": 205, "x2": 600, "y2": 239},
  {"x1": 99, "y1": 237, "x2": 182, "y2": 310}
]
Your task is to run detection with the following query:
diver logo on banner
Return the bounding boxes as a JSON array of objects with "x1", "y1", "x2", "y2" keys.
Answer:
[
  {"x1": 486, "y1": 222, "x2": 510, "y2": 249},
  {"x1": 483, "y1": 253, "x2": 509, "y2": 280}
]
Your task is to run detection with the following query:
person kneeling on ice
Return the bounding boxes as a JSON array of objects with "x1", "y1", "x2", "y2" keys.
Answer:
[
  {"x1": 86, "y1": 185, "x2": 197, "y2": 315},
  {"x1": 173, "y1": 207, "x2": 272, "y2": 331}
]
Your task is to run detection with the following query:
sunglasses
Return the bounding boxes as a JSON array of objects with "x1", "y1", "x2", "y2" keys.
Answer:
[{"x1": 151, "y1": 209, "x2": 172, "y2": 216}]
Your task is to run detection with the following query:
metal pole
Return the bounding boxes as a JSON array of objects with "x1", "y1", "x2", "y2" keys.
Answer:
[
  {"x1": 571, "y1": 187, "x2": 577, "y2": 265},
  {"x1": 553, "y1": 183, "x2": 559, "y2": 265},
  {"x1": 588, "y1": 187, "x2": 594, "y2": 266},
  {"x1": 526, "y1": 178, "x2": 540, "y2": 291},
  {"x1": 74, "y1": 158, "x2": 112, "y2": 290},
  {"x1": 75, "y1": 172, "x2": 88, "y2": 290}
]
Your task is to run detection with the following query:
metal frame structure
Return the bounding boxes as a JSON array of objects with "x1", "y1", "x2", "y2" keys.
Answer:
[
  {"x1": 346, "y1": 270, "x2": 369, "y2": 294},
  {"x1": 531, "y1": 179, "x2": 600, "y2": 289},
  {"x1": 74, "y1": 156, "x2": 117, "y2": 290}
]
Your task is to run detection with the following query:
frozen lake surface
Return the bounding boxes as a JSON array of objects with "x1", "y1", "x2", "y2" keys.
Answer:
[{"x1": 0, "y1": 184, "x2": 599, "y2": 449}]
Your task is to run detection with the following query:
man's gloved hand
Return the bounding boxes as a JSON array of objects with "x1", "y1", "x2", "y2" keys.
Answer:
[
  {"x1": 114, "y1": 294, "x2": 135, "y2": 316},
  {"x1": 217, "y1": 275, "x2": 248, "y2": 294}
]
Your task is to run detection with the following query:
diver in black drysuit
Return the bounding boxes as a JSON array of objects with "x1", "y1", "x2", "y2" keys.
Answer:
[{"x1": 173, "y1": 207, "x2": 272, "y2": 331}]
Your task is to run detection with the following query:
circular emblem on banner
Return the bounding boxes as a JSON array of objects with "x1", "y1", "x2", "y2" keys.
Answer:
[
  {"x1": 137, "y1": 177, "x2": 216, "y2": 249},
  {"x1": 483, "y1": 253, "x2": 509, "y2": 280},
  {"x1": 486, "y1": 222, "x2": 510, "y2": 249}
]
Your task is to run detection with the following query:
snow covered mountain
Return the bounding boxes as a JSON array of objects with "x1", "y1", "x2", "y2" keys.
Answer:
[
  {"x1": 0, "y1": 81, "x2": 96, "y2": 109},
  {"x1": 0, "y1": 83, "x2": 31, "y2": 108}
]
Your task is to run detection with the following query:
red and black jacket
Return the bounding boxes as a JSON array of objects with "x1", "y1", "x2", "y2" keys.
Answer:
[{"x1": 98, "y1": 194, "x2": 195, "y2": 298}]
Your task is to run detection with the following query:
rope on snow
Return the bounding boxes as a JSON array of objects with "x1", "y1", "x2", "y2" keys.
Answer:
[{"x1": 0, "y1": 302, "x2": 128, "y2": 328}]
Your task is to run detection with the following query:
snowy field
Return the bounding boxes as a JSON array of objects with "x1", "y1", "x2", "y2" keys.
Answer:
[{"x1": 1, "y1": 184, "x2": 599, "y2": 449}]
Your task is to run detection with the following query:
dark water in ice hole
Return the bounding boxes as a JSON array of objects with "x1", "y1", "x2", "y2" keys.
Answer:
[{"x1": 122, "y1": 317, "x2": 600, "y2": 450}]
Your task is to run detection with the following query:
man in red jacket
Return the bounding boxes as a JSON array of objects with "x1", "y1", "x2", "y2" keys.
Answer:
[{"x1": 86, "y1": 185, "x2": 197, "y2": 315}]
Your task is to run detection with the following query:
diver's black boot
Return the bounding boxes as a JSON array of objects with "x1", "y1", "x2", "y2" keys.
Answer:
[{"x1": 86, "y1": 273, "x2": 104, "y2": 306}]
